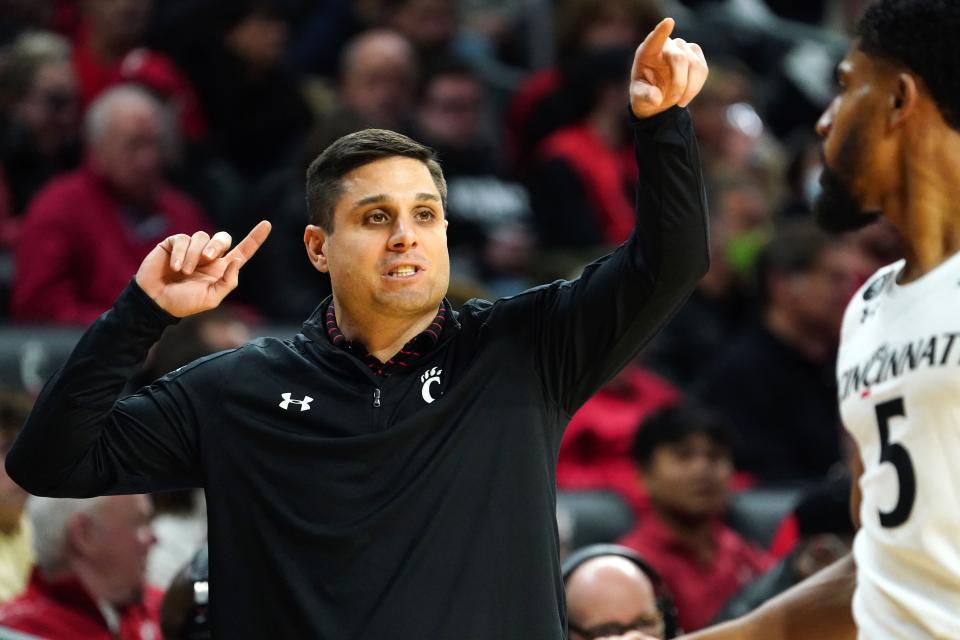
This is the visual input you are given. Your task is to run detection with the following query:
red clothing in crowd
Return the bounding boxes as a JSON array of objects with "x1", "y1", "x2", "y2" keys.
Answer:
[
  {"x1": 72, "y1": 24, "x2": 206, "y2": 141},
  {"x1": 557, "y1": 365, "x2": 678, "y2": 514},
  {"x1": 619, "y1": 513, "x2": 775, "y2": 632},
  {"x1": 537, "y1": 124, "x2": 638, "y2": 245},
  {"x1": 0, "y1": 569, "x2": 162, "y2": 640},
  {"x1": 504, "y1": 67, "x2": 561, "y2": 168},
  {"x1": 12, "y1": 165, "x2": 211, "y2": 324}
]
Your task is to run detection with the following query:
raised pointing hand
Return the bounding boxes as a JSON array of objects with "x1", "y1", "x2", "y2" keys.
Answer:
[
  {"x1": 135, "y1": 220, "x2": 272, "y2": 318},
  {"x1": 630, "y1": 18, "x2": 708, "y2": 119}
]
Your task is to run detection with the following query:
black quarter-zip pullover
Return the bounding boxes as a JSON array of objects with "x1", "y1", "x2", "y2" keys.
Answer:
[{"x1": 7, "y1": 107, "x2": 709, "y2": 639}]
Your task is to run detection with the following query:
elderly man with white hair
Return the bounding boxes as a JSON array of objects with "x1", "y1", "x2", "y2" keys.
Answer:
[
  {"x1": 11, "y1": 83, "x2": 211, "y2": 324},
  {"x1": 0, "y1": 494, "x2": 160, "y2": 639}
]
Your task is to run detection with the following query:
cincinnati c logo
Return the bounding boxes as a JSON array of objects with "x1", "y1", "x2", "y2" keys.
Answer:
[{"x1": 419, "y1": 367, "x2": 443, "y2": 404}]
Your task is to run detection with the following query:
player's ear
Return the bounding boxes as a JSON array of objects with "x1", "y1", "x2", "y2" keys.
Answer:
[
  {"x1": 304, "y1": 224, "x2": 330, "y2": 273},
  {"x1": 888, "y1": 72, "x2": 918, "y2": 129}
]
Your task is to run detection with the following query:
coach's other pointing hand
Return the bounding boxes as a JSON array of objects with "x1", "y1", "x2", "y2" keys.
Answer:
[
  {"x1": 630, "y1": 18, "x2": 708, "y2": 119},
  {"x1": 135, "y1": 220, "x2": 272, "y2": 317}
]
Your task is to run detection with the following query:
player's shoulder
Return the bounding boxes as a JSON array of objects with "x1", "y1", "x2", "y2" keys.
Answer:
[
  {"x1": 857, "y1": 260, "x2": 903, "y2": 304},
  {"x1": 840, "y1": 260, "x2": 903, "y2": 337}
]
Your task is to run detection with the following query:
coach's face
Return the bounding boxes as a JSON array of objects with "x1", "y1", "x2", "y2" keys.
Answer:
[{"x1": 311, "y1": 156, "x2": 450, "y2": 322}]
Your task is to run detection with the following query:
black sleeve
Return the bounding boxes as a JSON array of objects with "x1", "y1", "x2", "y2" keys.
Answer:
[
  {"x1": 6, "y1": 281, "x2": 216, "y2": 497},
  {"x1": 491, "y1": 107, "x2": 709, "y2": 416}
]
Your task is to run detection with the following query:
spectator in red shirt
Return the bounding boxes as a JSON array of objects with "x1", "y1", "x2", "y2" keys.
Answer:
[
  {"x1": 0, "y1": 494, "x2": 161, "y2": 640},
  {"x1": 618, "y1": 403, "x2": 774, "y2": 632},
  {"x1": 528, "y1": 47, "x2": 639, "y2": 253},
  {"x1": 12, "y1": 84, "x2": 211, "y2": 324},
  {"x1": 71, "y1": 0, "x2": 205, "y2": 141}
]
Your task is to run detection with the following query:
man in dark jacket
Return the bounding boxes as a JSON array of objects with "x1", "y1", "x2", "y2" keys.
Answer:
[{"x1": 7, "y1": 18, "x2": 709, "y2": 640}]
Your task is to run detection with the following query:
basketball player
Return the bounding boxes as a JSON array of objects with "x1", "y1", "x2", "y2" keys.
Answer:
[{"x1": 645, "y1": 1, "x2": 960, "y2": 639}]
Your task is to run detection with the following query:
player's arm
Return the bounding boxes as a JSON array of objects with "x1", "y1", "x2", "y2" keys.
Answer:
[
  {"x1": 5, "y1": 223, "x2": 271, "y2": 497},
  {"x1": 507, "y1": 19, "x2": 710, "y2": 414},
  {"x1": 669, "y1": 554, "x2": 856, "y2": 640}
]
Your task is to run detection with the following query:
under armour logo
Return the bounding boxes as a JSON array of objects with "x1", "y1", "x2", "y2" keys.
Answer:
[
  {"x1": 420, "y1": 367, "x2": 443, "y2": 404},
  {"x1": 279, "y1": 392, "x2": 313, "y2": 411}
]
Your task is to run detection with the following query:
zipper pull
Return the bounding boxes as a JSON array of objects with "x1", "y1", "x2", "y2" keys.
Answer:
[{"x1": 373, "y1": 388, "x2": 381, "y2": 408}]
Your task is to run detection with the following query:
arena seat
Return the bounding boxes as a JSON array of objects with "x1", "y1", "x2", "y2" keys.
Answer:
[
  {"x1": 557, "y1": 489, "x2": 635, "y2": 549},
  {"x1": 726, "y1": 486, "x2": 810, "y2": 548}
]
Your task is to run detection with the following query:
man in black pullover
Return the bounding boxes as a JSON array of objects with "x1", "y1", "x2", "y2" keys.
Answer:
[{"x1": 7, "y1": 18, "x2": 709, "y2": 639}]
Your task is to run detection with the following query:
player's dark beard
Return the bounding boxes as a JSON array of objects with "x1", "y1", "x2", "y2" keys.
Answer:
[{"x1": 813, "y1": 129, "x2": 881, "y2": 233}]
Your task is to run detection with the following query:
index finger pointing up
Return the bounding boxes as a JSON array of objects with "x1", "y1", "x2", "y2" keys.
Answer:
[
  {"x1": 636, "y1": 17, "x2": 675, "y2": 60},
  {"x1": 225, "y1": 220, "x2": 272, "y2": 266}
]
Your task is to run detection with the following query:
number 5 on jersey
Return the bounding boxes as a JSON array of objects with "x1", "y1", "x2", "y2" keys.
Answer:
[{"x1": 875, "y1": 397, "x2": 916, "y2": 528}]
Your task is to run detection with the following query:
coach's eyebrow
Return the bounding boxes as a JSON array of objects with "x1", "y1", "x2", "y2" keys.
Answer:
[{"x1": 353, "y1": 194, "x2": 393, "y2": 208}]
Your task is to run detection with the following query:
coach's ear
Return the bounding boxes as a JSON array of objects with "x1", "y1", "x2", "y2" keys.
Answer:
[{"x1": 304, "y1": 225, "x2": 329, "y2": 273}]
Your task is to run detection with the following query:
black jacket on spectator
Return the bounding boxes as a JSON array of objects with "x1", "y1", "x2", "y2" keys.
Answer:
[
  {"x1": 695, "y1": 322, "x2": 843, "y2": 484},
  {"x1": 181, "y1": 45, "x2": 313, "y2": 179},
  {"x1": 7, "y1": 108, "x2": 708, "y2": 639}
]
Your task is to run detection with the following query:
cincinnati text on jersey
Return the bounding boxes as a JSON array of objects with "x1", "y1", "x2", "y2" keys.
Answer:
[{"x1": 838, "y1": 331, "x2": 960, "y2": 401}]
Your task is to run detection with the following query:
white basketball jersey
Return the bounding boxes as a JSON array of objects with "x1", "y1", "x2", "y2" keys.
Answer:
[{"x1": 837, "y1": 255, "x2": 960, "y2": 639}]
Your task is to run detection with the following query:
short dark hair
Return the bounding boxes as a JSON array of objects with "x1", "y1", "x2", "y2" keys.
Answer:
[
  {"x1": 754, "y1": 221, "x2": 839, "y2": 309},
  {"x1": 305, "y1": 128, "x2": 447, "y2": 232},
  {"x1": 857, "y1": 0, "x2": 960, "y2": 130},
  {"x1": 631, "y1": 403, "x2": 734, "y2": 470}
]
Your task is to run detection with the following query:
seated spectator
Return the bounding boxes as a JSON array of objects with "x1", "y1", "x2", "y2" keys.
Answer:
[
  {"x1": 0, "y1": 495, "x2": 161, "y2": 639},
  {"x1": 12, "y1": 84, "x2": 211, "y2": 324},
  {"x1": 694, "y1": 221, "x2": 857, "y2": 484},
  {"x1": 558, "y1": 362, "x2": 678, "y2": 515},
  {"x1": 618, "y1": 403, "x2": 774, "y2": 632},
  {"x1": 71, "y1": 0, "x2": 205, "y2": 141},
  {"x1": 160, "y1": 545, "x2": 209, "y2": 640},
  {"x1": 642, "y1": 175, "x2": 772, "y2": 389},
  {"x1": 413, "y1": 58, "x2": 532, "y2": 294},
  {"x1": 0, "y1": 393, "x2": 35, "y2": 603},
  {"x1": 337, "y1": 29, "x2": 418, "y2": 131},
  {"x1": 563, "y1": 544, "x2": 675, "y2": 639},
  {"x1": 170, "y1": 0, "x2": 313, "y2": 179},
  {"x1": 381, "y1": 0, "x2": 459, "y2": 63},
  {"x1": 0, "y1": 31, "x2": 80, "y2": 246},
  {"x1": 505, "y1": 0, "x2": 662, "y2": 171},
  {"x1": 528, "y1": 46, "x2": 637, "y2": 255}
]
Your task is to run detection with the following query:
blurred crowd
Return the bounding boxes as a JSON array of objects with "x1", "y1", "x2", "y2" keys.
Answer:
[{"x1": 0, "y1": 0, "x2": 905, "y2": 637}]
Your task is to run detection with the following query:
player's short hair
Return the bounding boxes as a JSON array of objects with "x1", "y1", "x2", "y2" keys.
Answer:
[
  {"x1": 857, "y1": 0, "x2": 960, "y2": 130},
  {"x1": 630, "y1": 403, "x2": 734, "y2": 470},
  {"x1": 304, "y1": 129, "x2": 446, "y2": 232}
]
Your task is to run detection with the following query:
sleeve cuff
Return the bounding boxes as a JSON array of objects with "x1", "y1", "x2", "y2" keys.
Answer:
[
  {"x1": 116, "y1": 278, "x2": 181, "y2": 328},
  {"x1": 629, "y1": 105, "x2": 686, "y2": 130}
]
